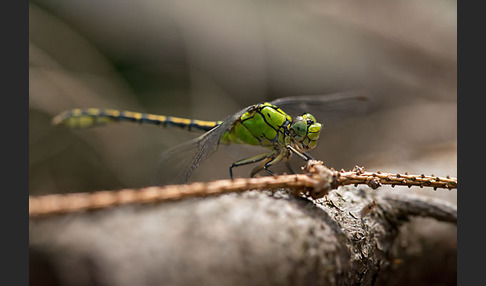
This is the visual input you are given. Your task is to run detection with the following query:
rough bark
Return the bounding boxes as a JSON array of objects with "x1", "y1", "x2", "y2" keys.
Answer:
[{"x1": 29, "y1": 186, "x2": 456, "y2": 286}]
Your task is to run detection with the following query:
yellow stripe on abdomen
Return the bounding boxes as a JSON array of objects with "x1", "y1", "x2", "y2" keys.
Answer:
[{"x1": 52, "y1": 108, "x2": 220, "y2": 132}]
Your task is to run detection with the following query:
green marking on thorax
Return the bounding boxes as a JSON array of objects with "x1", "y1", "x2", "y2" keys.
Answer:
[{"x1": 220, "y1": 102, "x2": 292, "y2": 147}]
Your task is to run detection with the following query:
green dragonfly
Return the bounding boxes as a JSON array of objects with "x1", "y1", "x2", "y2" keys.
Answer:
[{"x1": 52, "y1": 92, "x2": 368, "y2": 185}]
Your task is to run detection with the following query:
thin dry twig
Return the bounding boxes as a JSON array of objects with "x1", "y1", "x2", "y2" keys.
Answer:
[
  {"x1": 29, "y1": 174, "x2": 318, "y2": 217},
  {"x1": 29, "y1": 160, "x2": 457, "y2": 217}
]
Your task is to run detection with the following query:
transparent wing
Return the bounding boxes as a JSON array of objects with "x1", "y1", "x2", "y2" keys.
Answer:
[
  {"x1": 153, "y1": 107, "x2": 249, "y2": 185},
  {"x1": 153, "y1": 91, "x2": 372, "y2": 185},
  {"x1": 269, "y1": 90, "x2": 372, "y2": 127}
]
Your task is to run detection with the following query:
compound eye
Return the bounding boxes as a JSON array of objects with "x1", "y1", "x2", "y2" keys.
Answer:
[
  {"x1": 307, "y1": 123, "x2": 322, "y2": 140},
  {"x1": 302, "y1": 113, "x2": 316, "y2": 124},
  {"x1": 291, "y1": 121, "x2": 307, "y2": 137}
]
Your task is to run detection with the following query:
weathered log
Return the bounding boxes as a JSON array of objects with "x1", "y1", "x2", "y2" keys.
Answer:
[{"x1": 29, "y1": 186, "x2": 456, "y2": 286}]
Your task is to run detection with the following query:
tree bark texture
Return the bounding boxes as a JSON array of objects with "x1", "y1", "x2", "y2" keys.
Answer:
[{"x1": 29, "y1": 186, "x2": 456, "y2": 286}]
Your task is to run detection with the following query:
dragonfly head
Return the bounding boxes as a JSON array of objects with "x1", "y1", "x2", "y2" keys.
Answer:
[{"x1": 290, "y1": 113, "x2": 322, "y2": 150}]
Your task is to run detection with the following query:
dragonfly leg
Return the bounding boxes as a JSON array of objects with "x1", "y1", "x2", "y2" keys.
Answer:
[
  {"x1": 302, "y1": 152, "x2": 313, "y2": 160},
  {"x1": 261, "y1": 151, "x2": 287, "y2": 176},
  {"x1": 287, "y1": 145, "x2": 311, "y2": 161},
  {"x1": 229, "y1": 151, "x2": 275, "y2": 179},
  {"x1": 285, "y1": 159, "x2": 296, "y2": 174},
  {"x1": 250, "y1": 159, "x2": 271, "y2": 177}
]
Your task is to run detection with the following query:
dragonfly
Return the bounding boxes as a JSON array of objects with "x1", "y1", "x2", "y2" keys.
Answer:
[{"x1": 52, "y1": 91, "x2": 369, "y2": 185}]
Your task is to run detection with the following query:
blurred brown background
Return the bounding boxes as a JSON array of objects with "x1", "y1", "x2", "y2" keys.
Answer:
[{"x1": 29, "y1": 0, "x2": 456, "y2": 201}]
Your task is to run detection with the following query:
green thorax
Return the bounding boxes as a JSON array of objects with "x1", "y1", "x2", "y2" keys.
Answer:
[{"x1": 220, "y1": 102, "x2": 292, "y2": 148}]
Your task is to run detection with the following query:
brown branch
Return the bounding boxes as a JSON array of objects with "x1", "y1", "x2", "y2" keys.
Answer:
[
  {"x1": 29, "y1": 160, "x2": 457, "y2": 217},
  {"x1": 29, "y1": 175, "x2": 318, "y2": 217}
]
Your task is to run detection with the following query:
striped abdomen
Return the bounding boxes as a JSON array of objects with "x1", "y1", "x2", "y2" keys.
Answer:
[{"x1": 52, "y1": 108, "x2": 222, "y2": 133}]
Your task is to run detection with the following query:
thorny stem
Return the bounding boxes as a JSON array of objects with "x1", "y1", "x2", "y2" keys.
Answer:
[{"x1": 29, "y1": 160, "x2": 457, "y2": 217}]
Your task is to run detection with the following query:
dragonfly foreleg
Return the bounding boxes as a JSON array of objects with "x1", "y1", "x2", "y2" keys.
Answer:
[
  {"x1": 303, "y1": 152, "x2": 313, "y2": 160},
  {"x1": 229, "y1": 151, "x2": 276, "y2": 179},
  {"x1": 287, "y1": 145, "x2": 312, "y2": 161}
]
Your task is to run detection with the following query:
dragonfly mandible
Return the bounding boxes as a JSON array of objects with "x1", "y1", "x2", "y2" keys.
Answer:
[{"x1": 52, "y1": 92, "x2": 368, "y2": 185}]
